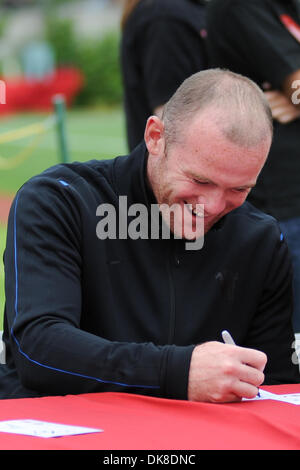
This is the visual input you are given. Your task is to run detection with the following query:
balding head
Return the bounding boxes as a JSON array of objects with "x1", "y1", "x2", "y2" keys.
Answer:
[{"x1": 162, "y1": 68, "x2": 273, "y2": 149}]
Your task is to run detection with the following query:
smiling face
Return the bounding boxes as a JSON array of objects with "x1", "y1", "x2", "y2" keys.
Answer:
[{"x1": 146, "y1": 108, "x2": 271, "y2": 240}]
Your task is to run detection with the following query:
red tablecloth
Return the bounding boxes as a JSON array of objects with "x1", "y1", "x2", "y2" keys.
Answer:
[{"x1": 0, "y1": 384, "x2": 300, "y2": 450}]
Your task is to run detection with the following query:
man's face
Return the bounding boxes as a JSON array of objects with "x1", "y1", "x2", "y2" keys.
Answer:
[{"x1": 146, "y1": 110, "x2": 271, "y2": 240}]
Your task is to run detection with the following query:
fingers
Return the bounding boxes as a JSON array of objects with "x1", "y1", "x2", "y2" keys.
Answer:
[
  {"x1": 264, "y1": 90, "x2": 300, "y2": 123},
  {"x1": 205, "y1": 363, "x2": 264, "y2": 402},
  {"x1": 233, "y1": 381, "x2": 261, "y2": 400},
  {"x1": 233, "y1": 344, "x2": 267, "y2": 372},
  {"x1": 271, "y1": 104, "x2": 300, "y2": 123},
  {"x1": 264, "y1": 90, "x2": 287, "y2": 105},
  {"x1": 187, "y1": 342, "x2": 267, "y2": 403},
  {"x1": 214, "y1": 347, "x2": 265, "y2": 400},
  {"x1": 238, "y1": 362, "x2": 265, "y2": 387},
  {"x1": 272, "y1": 109, "x2": 296, "y2": 123},
  {"x1": 264, "y1": 89, "x2": 286, "y2": 99}
]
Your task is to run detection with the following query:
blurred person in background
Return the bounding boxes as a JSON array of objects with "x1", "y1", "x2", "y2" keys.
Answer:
[
  {"x1": 207, "y1": 0, "x2": 300, "y2": 333},
  {"x1": 120, "y1": 0, "x2": 209, "y2": 151}
]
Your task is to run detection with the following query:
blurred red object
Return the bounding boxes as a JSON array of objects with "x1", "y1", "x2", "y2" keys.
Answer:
[{"x1": 0, "y1": 67, "x2": 84, "y2": 114}]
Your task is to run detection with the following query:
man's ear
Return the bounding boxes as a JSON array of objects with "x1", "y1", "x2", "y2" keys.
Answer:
[{"x1": 144, "y1": 115, "x2": 165, "y2": 156}]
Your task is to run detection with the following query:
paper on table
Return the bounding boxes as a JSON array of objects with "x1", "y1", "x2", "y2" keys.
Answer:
[
  {"x1": 243, "y1": 389, "x2": 300, "y2": 405},
  {"x1": 0, "y1": 419, "x2": 103, "y2": 438}
]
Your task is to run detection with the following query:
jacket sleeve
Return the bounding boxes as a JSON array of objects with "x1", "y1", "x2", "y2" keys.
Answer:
[
  {"x1": 4, "y1": 176, "x2": 194, "y2": 399},
  {"x1": 244, "y1": 226, "x2": 300, "y2": 384}
]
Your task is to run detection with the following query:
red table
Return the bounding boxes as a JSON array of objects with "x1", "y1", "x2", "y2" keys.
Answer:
[{"x1": 0, "y1": 384, "x2": 300, "y2": 450}]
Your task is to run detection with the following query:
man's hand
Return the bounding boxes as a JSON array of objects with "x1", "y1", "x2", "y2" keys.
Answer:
[
  {"x1": 264, "y1": 90, "x2": 300, "y2": 124},
  {"x1": 188, "y1": 341, "x2": 267, "y2": 403}
]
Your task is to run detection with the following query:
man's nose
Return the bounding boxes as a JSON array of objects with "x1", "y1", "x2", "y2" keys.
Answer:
[{"x1": 197, "y1": 190, "x2": 226, "y2": 215}]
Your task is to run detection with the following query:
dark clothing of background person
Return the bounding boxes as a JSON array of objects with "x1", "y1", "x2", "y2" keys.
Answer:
[
  {"x1": 120, "y1": 0, "x2": 208, "y2": 151},
  {"x1": 206, "y1": 0, "x2": 300, "y2": 331},
  {"x1": 0, "y1": 143, "x2": 299, "y2": 399}
]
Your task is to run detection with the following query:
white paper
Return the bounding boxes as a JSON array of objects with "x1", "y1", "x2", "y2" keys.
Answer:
[
  {"x1": 243, "y1": 389, "x2": 300, "y2": 405},
  {"x1": 0, "y1": 419, "x2": 103, "y2": 438}
]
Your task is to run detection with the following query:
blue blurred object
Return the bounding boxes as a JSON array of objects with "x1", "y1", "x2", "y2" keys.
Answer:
[{"x1": 21, "y1": 41, "x2": 55, "y2": 82}]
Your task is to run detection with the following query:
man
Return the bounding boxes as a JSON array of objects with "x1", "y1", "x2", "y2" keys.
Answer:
[
  {"x1": 1, "y1": 69, "x2": 299, "y2": 402},
  {"x1": 206, "y1": 0, "x2": 300, "y2": 332}
]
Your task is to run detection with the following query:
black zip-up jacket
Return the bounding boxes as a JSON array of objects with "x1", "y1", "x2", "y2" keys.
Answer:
[{"x1": 1, "y1": 143, "x2": 299, "y2": 399}]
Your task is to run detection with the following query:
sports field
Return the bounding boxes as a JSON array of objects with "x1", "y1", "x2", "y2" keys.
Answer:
[{"x1": 0, "y1": 106, "x2": 128, "y2": 327}]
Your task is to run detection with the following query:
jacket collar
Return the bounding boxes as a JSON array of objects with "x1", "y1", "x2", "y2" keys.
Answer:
[{"x1": 114, "y1": 141, "x2": 153, "y2": 208}]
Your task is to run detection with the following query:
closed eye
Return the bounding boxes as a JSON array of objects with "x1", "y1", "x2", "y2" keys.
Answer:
[
  {"x1": 192, "y1": 177, "x2": 253, "y2": 193},
  {"x1": 232, "y1": 187, "x2": 251, "y2": 193},
  {"x1": 192, "y1": 179, "x2": 210, "y2": 186},
  {"x1": 233, "y1": 187, "x2": 248, "y2": 193}
]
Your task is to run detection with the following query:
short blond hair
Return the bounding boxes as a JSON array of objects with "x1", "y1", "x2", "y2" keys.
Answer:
[{"x1": 162, "y1": 68, "x2": 273, "y2": 148}]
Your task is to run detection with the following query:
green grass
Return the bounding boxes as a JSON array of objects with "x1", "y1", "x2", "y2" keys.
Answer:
[
  {"x1": 0, "y1": 106, "x2": 128, "y2": 195},
  {"x1": 0, "y1": 106, "x2": 128, "y2": 327}
]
